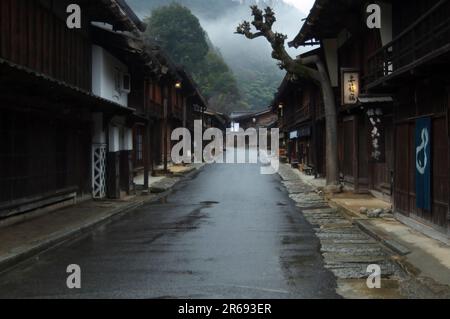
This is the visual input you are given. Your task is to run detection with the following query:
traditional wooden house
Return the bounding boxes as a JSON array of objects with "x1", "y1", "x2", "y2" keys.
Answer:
[
  {"x1": 176, "y1": 67, "x2": 209, "y2": 134},
  {"x1": 201, "y1": 111, "x2": 227, "y2": 132},
  {"x1": 272, "y1": 66, "x2": 326, "y2": 176},
  {"x1": 0, "y1": 0, "x2": 145, "y2": 218},
  {"x1": 231, "y1": 109, "x2": 277, "y2": 131},
  {"x1": 140, "y1": 50, "x2": 208, "y2": 172},
  {"x1": 229, "y1": 111, "x2": 253, "y2": 131},
  {"x1": 290, "y1": 0, "x2": 450, "y2": 240},
  {"x1": 91, "y1": 28, "x2": 178, "y2": 190},
  {"x1": 89, "y1": 21, "x2": 188, "y2": 198},
  {"x1": 289, "y1": 0, "x2": 394, "y2": 195},
  {"x1": 366, "y1": 0, "x2": 450, "y2": 240}
]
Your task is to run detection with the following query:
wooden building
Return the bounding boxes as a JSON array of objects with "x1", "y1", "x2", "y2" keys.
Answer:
[
  {"x1": 290, "y1": 0, "x2": 450, "y2": 240},
  {"x1": 290, "y1": 0, "x2": 394, "y2": 197},
  {"x1": 0, "y1": 0, "x2": 146, "y2": 218},
  {"x1": 272, "y1": 65, "x2": 326, "y2": 176},
  {"x1": 176, "y1": 67, "x2": 210, "y2": 134},
  {"x1": 203, "y1": 110, "x2": 230, "y2": 132},
  {"x1": 231, "y1": 109, "x2": 277, "y2": 131},
  {"x1": 134, "y1": 49, "x2": 209, "y2": 172},
  {"x1": 88, "y1": 21, "x2": 208, "y2": 185}
]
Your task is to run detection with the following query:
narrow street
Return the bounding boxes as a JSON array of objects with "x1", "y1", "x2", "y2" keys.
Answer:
[
  {"x1": 1, "y1": 0, "x2": 450, "y2": 304},
  {"x1": 0, "y1": 163, "x2": 340, "y2": 299}
]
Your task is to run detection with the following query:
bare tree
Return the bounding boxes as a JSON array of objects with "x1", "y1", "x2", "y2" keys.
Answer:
[{"x1": 236, "y1": 6, "x2": 339, "y2": 190}]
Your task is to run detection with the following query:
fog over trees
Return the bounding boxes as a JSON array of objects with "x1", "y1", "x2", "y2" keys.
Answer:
[{"x1": 128, "y1": 0, "x2": 311, "y2": 112}]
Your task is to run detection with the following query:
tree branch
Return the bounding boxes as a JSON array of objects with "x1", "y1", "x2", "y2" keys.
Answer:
[
  {"x1": 235, "y1": 6, "x2": 320, "y2": 82},
  {"x1": 236, "y1": 5, "x2": 340, "y2": 187},
  {"x1": 236, "y1": 21, "x2": 264, "y2": 39}
]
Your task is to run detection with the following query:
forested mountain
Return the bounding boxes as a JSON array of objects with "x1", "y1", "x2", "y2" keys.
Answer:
[
  {"x1": 127, "y1": 0, "x2": 239, "y2": 19},
  {"x1": 143, "y1": 4, "x2": 246, "y2": 114},
  {"x1": 128, "y1": 0, "x2": 308, "y2": 112}
]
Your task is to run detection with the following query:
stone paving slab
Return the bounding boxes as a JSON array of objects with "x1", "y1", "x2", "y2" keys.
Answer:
[
  {"x1": 278, "y1": 164, "x2": 302, "y2": 181},
  {"x1": 309, "y1": 220, "x2": 353, "y2": 227},
  {"x1": 316, "y1": 227, "x2": 361, "y2": 234},
  {"x1": 316, "y1": 232, "x2": 373, "y2": 240},
  {"x1": 322, "y1": 252, "x2": 389, "y2": 264},
  {"x1": 303, "y1": 208, "x2": 338, "y2": 214},
  {"x1": 321, "y1": 238, "x2": 378, "y2": 245},
  {"x1": 280, "y1": 164, "x2": 450, "y2": 297},
  {"x1": 150, "y1": 177, "x2": 181, "y2": 193},
  {"x1": 321, "y1": 243, "x2": 385, "y2": 254},
  {"x1": 277, "y1": 165, "x2": 404, "y2": 283},
  {"x1": 325, "y1": 262, "x2": 399, "y2": 279},
  {"x1": 281, "y1": 181, "x2": 313, "y2": 194}
]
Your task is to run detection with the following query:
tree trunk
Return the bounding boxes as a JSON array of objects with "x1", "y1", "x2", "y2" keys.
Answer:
[
  {"x1": 236, "y1": 6, "x2": 341, "y2": 190},
  {"x1": 300, "y1": 56, "x2": 339, "y2": 189},
  {"x1": 319, "y1": 67, "x2": 340, "y2": 188}
]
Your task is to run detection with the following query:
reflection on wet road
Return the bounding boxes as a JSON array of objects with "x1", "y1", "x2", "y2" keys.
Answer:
[{"x1": 0, "y1": 163, "x2": 339, "y2": 299}]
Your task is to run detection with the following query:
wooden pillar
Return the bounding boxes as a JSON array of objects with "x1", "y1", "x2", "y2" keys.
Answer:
[
  {"x1": 312, "y1": 89, "x2": 319, "y2": 178},
  {"x1": 119, "y1": 149, "x2": 132, "y2": 194},
  {"x1": 447, "y1": 86, "x2": 450, "y2": 231},
  {"x1": 106, "y1": 126, "x2": 121, "y2": 199},
  {"x1": 354, "y1": 115, "x2": 360, "y2": 192},
  {"x1": 143, "y1": 120, "x2": 152, "y2": 190},
  {"x1": 183, "y1": 96, "x2": 187, "y2": 128},
  {"x1": 118, "y1": 126, "x2": 134, "y2": 196},
  {"x1": 143, "y1": 78, "x2": 150, "y2": 191},
  {"x1": 149, "y1": 120, "x2": 154, "y2": 177},
  {"x1": 163, "y1": 84, "x2": 169, "y2": 173}
]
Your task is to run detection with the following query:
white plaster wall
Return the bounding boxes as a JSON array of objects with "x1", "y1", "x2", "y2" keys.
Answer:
[
  {"x1": 109, "y1": 126, "x2": 120, "y2": 153},
  {"x1": 121, "y1": 128, "x2": 133, "y2": 151},
  {"x1": 92, "y1": 113, "x2": 106, "y2": 144},
  {"x1": 92, "y1": 45, "x2": 129, "y2": 107}
]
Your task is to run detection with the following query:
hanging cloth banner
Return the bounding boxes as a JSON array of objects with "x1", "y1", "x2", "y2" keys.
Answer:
[{"x1": 415, "y1": 117, "x2": 431, "y2": 210}]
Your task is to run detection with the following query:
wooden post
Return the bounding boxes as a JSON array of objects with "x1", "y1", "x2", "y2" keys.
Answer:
[
  {"x1": 183, "y1": 96, "x2": 187, "y2": 129},
  {"x1": 353, "y1": 115, "x2": 359, "y2": 192},
  {"x1": 143, "y1": 121, "x2": 150, "y2": 191},
  {"x1": 163, "y1": 85, "x2": 169, "y2": 173},
  {"x1": 106, "y1": 125, "x2": 121, "y2": 200},
  {"x1": 447, "y1": 86, "x2": 450, "y2": 230},
  {"x1": 312, "y1": 88, "x2": 319, "y2": 178}
]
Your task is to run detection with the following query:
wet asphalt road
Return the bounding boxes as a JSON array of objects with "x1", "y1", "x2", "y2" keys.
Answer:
[{"x1": 0, "y1": 163, "x2": 339, "y2": 299}]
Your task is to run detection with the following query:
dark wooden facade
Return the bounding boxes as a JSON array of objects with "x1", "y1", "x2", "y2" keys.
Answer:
[
  {"x1": 371, "y1": 1, "x2": 450, "y2": 234},
  {"x1": 0, "y1": 104, "x2": 91, "y2": 217},
  {"x1": 0, "y1": 0, "x2": 92, "y2": 217},
  {"x1": 232, "y1": 109, "x2": 276, "y2": 131},
  {"x1": 0, "y1": 0, "x2": 92, "y2": 91},
  {"x1": 138, "y1": 64, "x2": 208, "y2": 171},
  {"x1": 0, "y1": 0, "x2": 144, "y2": 217},
  {"x1": 337, "y1": 27, "x2": 394, "y2": 196},
  {"x1": 291, "y1": 0, "x2": 450, "y2": 237},
  {"x1": 273, "y1": 71, "x2": 326, "y2": 176}
]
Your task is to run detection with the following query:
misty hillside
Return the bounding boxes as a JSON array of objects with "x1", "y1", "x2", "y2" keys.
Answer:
[
  {"x1": 127, "y1": 0, "x2": 308, "y2": 111},
  {"x1": 143, "y1": 4, "x2": 247, "y2": 114},
  {"x1": 126, "y1": 0, "x2": 239, "y2": 19}
]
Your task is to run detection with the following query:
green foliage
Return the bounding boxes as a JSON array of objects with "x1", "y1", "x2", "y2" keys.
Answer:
[
  {"x1": 129, "y1": 0, "x2": 291, "y2": 112},
  {"x1": 143, "y1": 4, "x2": 247, "y2": 114},
  {"x1": 144, "y1": 4, "x2": 209, "y2": 71},
  {"x1": 235, "y1": 62, "x2": 283, "y2": 111},
  {"x1": 128, "y1": 0, "x2": 238, "y2": 20}
]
